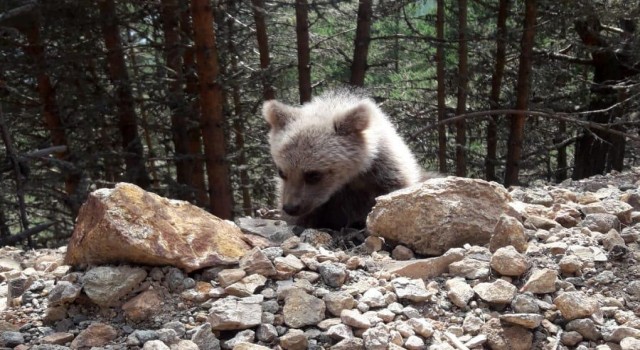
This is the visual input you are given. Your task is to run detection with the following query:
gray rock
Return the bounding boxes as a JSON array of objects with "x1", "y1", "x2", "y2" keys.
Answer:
[
  {"x1": 362, "y1": 324, "x2": 389, "y2": 350},
  {"x1": 256, "y1": 324, "x2": 278, "y2": 343},
  {"x1": 239, "y1": 247, "x2": 277, "y2": 277},
  {"x1": 392, "y1": 277, "x2": 434, "y2": 302},
  {"x1": 449, "y1": 258, "x2": 490, "y2": 279},
  {"x1": 47, "y1": 281, "x2": 81, "y2": 306},
  {"x1": 224, "y1": 329, "x2": 254, "y2": 349},
  {"x1": 142, "y1": 340, "x2": 170, "y2": 350},
  {"x1": 491, "y1": 246, "x2": 529, "y2": 277},
  {"x1": 324, "y1": 292, "x2": 356, "y2": 317},
  {"x1": 318, "y1": 262, "x2": 347, "y2": 288},
  {"x1": 0, "y1": 331, "x2": 25, "y2": 347},
  {"x1": 580, "y1": 213, "x2": 620, "y2": 233},
  {"x1": 235, "y1": 217, "x2": 295, "y2": 245},
  {"x1": 566, "y1": 318, "x2": 602, "y2": 341},
  {"x1": 499, "y1": 314, "x2": 543, "y2": 329},
  {"x1": 445, "y1": 278, "x2": 474, "y2": 308},
  {"x1": 83, "y1": 266, "x2": 147, "y2": 306}
]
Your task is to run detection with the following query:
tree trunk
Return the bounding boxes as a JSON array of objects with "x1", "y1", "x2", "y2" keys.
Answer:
[
  {"x1": 295, "y1": 0, "x2": 312, "y2": 103},
  {"x1": 504, "y1": 0, "x2": 537, "y2": 186},
  {"x1": 455, "y1": 0, "x2": 468, "y2": 177},
  {"x1": 485, "y1": 0, "x2": 509, "y2": 182},
  {"x1": 162, "y1": 0, "x2": 192, "y2": 199},
  {"x1": 555, "y1": 121, "x2": 567, "y2": 182},
  {"x1": 23, "y1": 22, "x2": 81, "y2": 212},
  {"x1": 251, "y1": 0, "x2": 276, "y2": 100},
  {"x1": 350, "y1": 0, "x2": 373, "y2": 87},
  {"x1": 227, "y1": 1, "x2": 253, "y2": 216},
  {"x1": 572, "y1": 16, "x2": 631, "y2": 179},
  {"x1": 180, "y1": 2, "x2": 209, "y2": 207},
  {"x1": 98, "y1": 0, "x2": 150, "y2": 188},
  {"x1": 436, "y1": 0, "x2": 447, "y2": 173},
  {"x1": 190, "y1": 0, "x2": 234, "y2": 219}
]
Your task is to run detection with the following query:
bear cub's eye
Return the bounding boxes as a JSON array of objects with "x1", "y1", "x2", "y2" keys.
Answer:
[
  {"x1": 277, "y1": 168, "x2": 287, "y2": 180},
  {"x1": 303, "y1": 171, "x2": 323, "y2": 184}
]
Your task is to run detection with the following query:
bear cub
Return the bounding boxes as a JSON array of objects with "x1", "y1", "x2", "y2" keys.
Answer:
[{"x1": 263, "y1": 90, "x2": 425, "y2": 230}]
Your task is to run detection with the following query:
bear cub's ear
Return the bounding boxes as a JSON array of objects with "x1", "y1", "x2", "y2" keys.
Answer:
[
  {"x1": 334, "y1": 101, "x2": 371, "y2": 136},
  {"x1": 263, "y1": 100, "x2": 298, "y2": 131}
]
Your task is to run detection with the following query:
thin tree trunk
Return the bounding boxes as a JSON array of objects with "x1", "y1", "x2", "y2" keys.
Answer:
[
  {"x1": 23, "y1": 22, "x2": 81, "y2": 211},
  {"x1": 485, "y1": 0, "x2": 509, "y2": 182},
  {"x1": 436, "y1": 0, "x2": 447, "y2": 173},
  {"x1": 162, "y1": 0, "x2": 192, "y2": 199},
  {"x1": 98, "y1": 0, "x2": 150, "y2": 188},
  {"x1": 455, "y1": 0, "x2": 468, "y2": 177},
  {"x1": 180, "y1": 2, "x2": 209, "y2": 207},
  {"x1": 504, "y1": 0, "x2": 537, "y2": 186},
  {"x1": 251, "y1": 0, "x2": 276, "y2": 100},
  {"x1": 350, "y1": 0, "x2": 373, "y2": 87},
  {"x1": 295, "y1": 0, "x2": 312, "y2": 103},
  {"x1": 555, "y1": 121, "x2": 567, "y2": 181},
  {"x1": 227, "y1": 1, "x2": 253, "y2": 216},
  {"x1": 190, "y1": 0, "x2": 234, "y2": 219}
]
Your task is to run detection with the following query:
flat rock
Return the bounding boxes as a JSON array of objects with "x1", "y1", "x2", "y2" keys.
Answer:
[
  {"x1": 225, "y1": 274, "x2": 267, "y2": 297},
  {"x1": 70, "y1": 323, "x2": 117, "y2": 349},
  {"x1": 65, "y1": 183, "x2": 251, "y2": 272},
  {"x1": 520, "y1": 268, "x2": 557, "y2": 294},
  {"x1": 367, "y1": 177, "x2": 516, "y2": 255},
  {"x1": 208, "y1": 295, "x2": 263, "y2": 330},
  {"x1": 392, "y1": 277, "x2": 434, "y2": 302},
  {"x1": 500, "y1": 314, "x2": 543, "y2": 329},
  {"x1": 382, "y1": 248, "x2": 464, "y2": 279},
  {"x1": 235, "y1": 217, "x2": 295, "y2": 245}
]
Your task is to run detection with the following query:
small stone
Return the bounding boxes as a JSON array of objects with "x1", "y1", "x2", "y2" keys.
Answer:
[
  {"x1": 122, "y1": 289, "x2": 162, "y2": 322},
  {"x1": 511, "y1": 294, "x2": 540, "y2": 314},
  {"x1": 491, "y1": 246, "x2": 529, "y2": 277},
  {"x1": 239, "y1": 247, "x2": 276, "y2": 277},
  {"x1": 256, "y1": 324, "x2": 278, "y2": 343},
  {"x1": 208, "y1": 295, "x2": 263, "y2": 330},
  {"x1": 340, "y1": 309, "x2": 372, "y2": 329},
  {"x1": 360, "y1": 289, "x2": 386, "y2": 308},
  {"x1": 621, "y1": 337, "x2": 640, "y2": 350},
  {"x1": 391, "y1": 245, "x2": 414, "y2": 260},
  {"x1": 500, "y1": 314, "x2": 543, "y2": 329},
  {"x1": 1, "y1": 331, "x2": 25, "y2": 347},
  {"x1": 524, "y1": 215, "x2": 560, "y2": 230},
  {"x1": 449, "y1": 258, "x2": 490, "y2": 279},
  {"x1": 331, "y1": 337, "x2": 365, "y2": 350},
  {"x1": 327, "y1": 324, "x2": 354, "y2": 340},
  {"x1": 463, "y1": 314, "x2": 484, "y2": 335},
  {"x1": 408, "y1": 318, "x2": 434, "y2": 338},
  {"x1": 190, "y1": 323, "x2": 220, "y2": 350},
  {"x1": 362, "y1": 324, "x2": 389, "y2": 350},
  {"x1": 274, "y1": 254, "x2": 305, "y2": 279},
  {"x1": 280, "y1": 329, "x2": 307, "y2": 350},
  {"x1": 560, "y1": 331, "x2": 583, "y2": 347},
  {"x1": 566, "y1": 318, "x2": 602, "y2": 341},
  {"x1": 520, "y1": 268, "x2": 557, "y2": 294},
  {"x1": 283, "y1": 289, "x2": 325, "y2": 328},
  {"x1": 42, "y1": 332, "x2": 74, "y2": 345},
  {"x1": 318, "y1": 262, "x2": 348, "y2": 288},
  {"x1": 225, "y1": 274, "x2": 267, "y2": 297},
  {"x1": 224, "y1": 329, "x2": 255, "y2": 349},
  {"x1": 217, "y1": 268, "x2": 246, "y2": 288},
  {"x1": 554, "y1": 292, "x2": 600, "y2": 321},
  {"x1": 170, "y1": 340, "x2": 199, "y2": 350},
  {"x1": 473, "y1": 279, "x2": 517, "y2": 304},
  {"x1": 70, "y1": 323, "x2": 117, "y2": 349},
  {"x1": 559, "y1": 255, "x2": 583, "y2": 275},
  {"x1": 143, "y1": 340, "x2": 170, "y2": 350},
  {"x1": 603, "y1": 326, "x2": 640, "y2": 343},
  {"x1": 83, "y1": 266, "x2": 147, "y2": 306},
  {"x1": 580, "y1": 213, "x2": 620, "y2": 233},
  {"x1": 404, "y1": 335, "x2": 425, "y2": 350},
  {"x1": 445, "y1": 278, "x2": 474, "y2": 308},
  {"x1": 490, "y1": 214, "x2": 528, "y2": 253},
  {"x1": 392, "y1": 277, "x2": 434, "y2": 302},
  {"x1": 47, "y1": 281, "x2": 81, "y2": 306}
]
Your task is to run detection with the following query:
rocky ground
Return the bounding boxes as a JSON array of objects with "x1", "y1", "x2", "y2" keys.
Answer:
[{"x1": 2, "y1": 168, "x2": 640, "y2": 350}]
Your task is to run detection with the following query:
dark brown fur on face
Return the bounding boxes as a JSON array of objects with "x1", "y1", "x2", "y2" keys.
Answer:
[{"x1": 264, "y1": 90, "x2": 424, "y2": 230}]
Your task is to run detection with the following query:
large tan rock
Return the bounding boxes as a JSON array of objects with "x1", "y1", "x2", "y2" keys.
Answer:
[
  {"x1": 367, "y1": 177, "x2": 516, "y2": 255},
  {"x1": 65, "y1": 183, "x2": 251, "y2": 272}
]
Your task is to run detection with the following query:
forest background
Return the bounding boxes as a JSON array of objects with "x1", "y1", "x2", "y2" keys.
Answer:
[{"x1": 1, "y1": 0, "x2": 639, "y2": 248}]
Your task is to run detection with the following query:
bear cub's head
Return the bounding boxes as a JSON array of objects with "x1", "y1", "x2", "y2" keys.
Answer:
[{"x1": 263, "y1": 96, "x2": 376, "y2": 217}]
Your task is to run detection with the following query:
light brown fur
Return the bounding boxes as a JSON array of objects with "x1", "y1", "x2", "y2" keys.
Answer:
[{"x1": 264, "y1": 90, "x2": 424, "y2": 229}]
